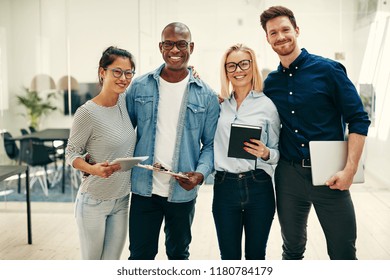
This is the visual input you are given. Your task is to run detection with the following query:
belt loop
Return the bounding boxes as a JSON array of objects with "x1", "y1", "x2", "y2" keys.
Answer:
[
  {"x1": 250, "y1": 170, "x2": 256, "y2": 180},
  {"x1": 302, "y1": 159, "x2": 311, "y2": 168},
  {"x1": 221, "y1": 171, "x2": 226, "y2": 181}
]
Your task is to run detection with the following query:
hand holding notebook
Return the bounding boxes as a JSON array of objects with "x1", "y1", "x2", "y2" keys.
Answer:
[{"x1": 227, "y1": 123, "x2": 262, "y2": 160}]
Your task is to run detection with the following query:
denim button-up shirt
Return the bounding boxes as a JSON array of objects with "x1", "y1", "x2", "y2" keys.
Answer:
[
  {"x1": 125, "y1": 64, "x2": 220, "y2": 202},
  {"x1": 264, "y1": 48, "x2": 371, "y2": 162}
]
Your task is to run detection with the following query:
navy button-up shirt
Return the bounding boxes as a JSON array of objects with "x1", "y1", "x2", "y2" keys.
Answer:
[{"x1": 264, "y1": 48, "x2": 371, "y2": 162}]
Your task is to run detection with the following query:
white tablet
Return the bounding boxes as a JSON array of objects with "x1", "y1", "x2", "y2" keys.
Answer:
[{"x1": 111, "y1": 156, "x2": 149, "y2": 172}]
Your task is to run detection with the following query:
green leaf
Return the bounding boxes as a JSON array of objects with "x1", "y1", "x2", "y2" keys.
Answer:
[{"x1": 16, "y1": 87, "x2": 59, "y2": 129}]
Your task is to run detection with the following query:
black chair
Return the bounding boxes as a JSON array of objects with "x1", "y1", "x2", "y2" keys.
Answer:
[
  {"x1": 1, "y1": 132, "x2": 20, "y2": 198},
  {"x1": 25, "y1": 127, "x2": 61, "y2": 168},
  {"x1": 1, "y1": 131, "x2": 19, "y2": 162},
  {"x1": 19, "y1": 137, "x2": 55, "y2": 196},
  {"x1": 20, "y1": 127, "x2": 58, "y2": 161},
  {"x1": 20, "y1": 128, "x2": 29, "y2": 135},
  {"x1": 1, "y1": 131, "x2": 23, "y2": 193}
]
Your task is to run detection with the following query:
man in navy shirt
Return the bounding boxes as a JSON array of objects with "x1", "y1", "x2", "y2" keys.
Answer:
[{"x1": 260, "y1": 6, "x2": 370, "y2": 260}]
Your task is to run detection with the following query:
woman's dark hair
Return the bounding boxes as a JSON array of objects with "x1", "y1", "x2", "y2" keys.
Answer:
[
  {"x1": 98, "y1": 46, "x2": 135, "y2": 85},
  {"x1": 260, "y1": 6, "x2": 297, "y2": 32}
]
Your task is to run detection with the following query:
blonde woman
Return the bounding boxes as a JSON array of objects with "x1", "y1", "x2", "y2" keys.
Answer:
[{"x1": 212, "y1": 44, "x2": 280, "y2": 260}]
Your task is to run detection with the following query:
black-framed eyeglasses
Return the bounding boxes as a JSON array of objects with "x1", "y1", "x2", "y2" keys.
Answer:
[
  {"x1": 225, "y1": 59, "x2": 252, "y2": 73},
  {"x1": 105, "y1": 67, "x2": 135, "y2": 79},
  {"x1": 161, "y1": 40, "x2": 191, "y2": 50}
]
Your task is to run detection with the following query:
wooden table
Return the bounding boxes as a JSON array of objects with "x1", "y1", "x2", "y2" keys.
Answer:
[{"x1": 0, "y1": 165, "x2": 31, "y2": 244}]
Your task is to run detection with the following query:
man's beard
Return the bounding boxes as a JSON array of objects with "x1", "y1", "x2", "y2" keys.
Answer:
[{"x1": 272, "y1": 40, "x2": 295, "y2": 56}]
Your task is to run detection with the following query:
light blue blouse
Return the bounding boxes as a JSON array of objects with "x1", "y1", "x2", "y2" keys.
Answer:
[{"x1": 214, "y1": 90, "x2": 280, "y2": 176}]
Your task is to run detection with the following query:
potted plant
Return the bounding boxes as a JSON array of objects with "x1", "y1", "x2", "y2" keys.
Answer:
[{"x1": 16, "y1": 87, "x2": 58, "y2": 130}]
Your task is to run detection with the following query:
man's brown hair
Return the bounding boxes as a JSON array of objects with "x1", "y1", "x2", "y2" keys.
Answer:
[{"x1": 260, "y1": 6, "x2": 297, "y2": 32}]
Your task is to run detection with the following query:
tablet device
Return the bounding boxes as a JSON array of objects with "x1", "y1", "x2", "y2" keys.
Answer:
[
  {"x1": 111, "y1": 156, "x2": 149, "y2": 172},
  {"x1": 309, "y1": 141, "x2": 364, "y2": 186}
]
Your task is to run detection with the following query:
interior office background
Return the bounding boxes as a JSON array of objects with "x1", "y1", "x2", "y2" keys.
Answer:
[{"x1": 0, "y1": 0, "x2": 389, "y2": 186}]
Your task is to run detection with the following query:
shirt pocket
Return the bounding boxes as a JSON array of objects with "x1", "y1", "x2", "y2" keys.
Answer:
[
  {"x1": 185, "y1": 103, "x2": 206, "y2": 130},
  {"x1": 135, "y1": 96, "x2": 154, "y2": 122}
]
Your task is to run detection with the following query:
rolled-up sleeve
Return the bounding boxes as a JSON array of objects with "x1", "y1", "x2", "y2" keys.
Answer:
[{"x1": 331, "y1": 62, "x2": 371, "y2": 136}]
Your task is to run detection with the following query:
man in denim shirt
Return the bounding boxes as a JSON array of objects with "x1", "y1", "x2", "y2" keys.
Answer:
[
  {"x1": 125, "y1": 22, "x2": 220, "y2": 260},
  {"x1": 260, "y1": 6, "x2": 370, "y2": 259}
]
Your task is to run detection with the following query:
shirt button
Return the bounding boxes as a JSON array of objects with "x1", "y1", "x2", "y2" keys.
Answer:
[
  {"x1": 295, "y1": 130, "x2": 298, "y2": 133},
  {"x1": 289, "y1": 73, "x2": 292, "y2": 77},
  {"x1": 301, "y1": 144, "x2": 305, "y2": 147},
  {"x1": 295, "y1": 66, "x2": 298, "y2": 69},
  {"x1": 289, "y1": 92, "x2": 293, "y2": 95},
  {"x1": 291, "y1": 111, "x2": 295, "y2": 114}
]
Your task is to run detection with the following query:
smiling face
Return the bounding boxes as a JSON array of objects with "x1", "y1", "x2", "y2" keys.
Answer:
[
  {"x1": 159, "y1": 25, "x2": 193, "y2": 72},
  {"x1": 225, "y1": 50, "x2": 253, "y2": 92},
  {"x1": 99, "y1": 56, "x2": 133, "y2": 94},
  {"x1": 265, "y1": 15, "x2": 300, "y2": 58}
]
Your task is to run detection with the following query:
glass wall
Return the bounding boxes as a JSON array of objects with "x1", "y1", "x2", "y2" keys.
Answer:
[
  {"x1": 2, "y1": 0, "x2": 377, "y2": 132},
  {"x1": 1, "y1": 0, "x2": 389, "y2": 182}
]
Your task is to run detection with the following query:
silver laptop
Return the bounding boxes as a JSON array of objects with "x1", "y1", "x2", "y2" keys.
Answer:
[{"x1": 309, "y1": 141, "x2": 365, "y2": 186}]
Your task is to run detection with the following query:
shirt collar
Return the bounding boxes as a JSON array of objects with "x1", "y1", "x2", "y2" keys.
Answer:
[
  {"x1": 277, "y1": 48, "x2": 309, "y2": 72},
  {"x1": 153, "y1": 63, "x2": 202, "y2": 86},
  {"x1": 228, "y1": 90, "x2": 263, "y2": 100}
]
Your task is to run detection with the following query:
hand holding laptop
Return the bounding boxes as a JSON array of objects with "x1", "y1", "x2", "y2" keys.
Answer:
[
  {"x1": 325, "y1": 168, "x2": 358, "y2": 191},
  {"x1": 309, "y1": 141, "x2": 364, "y2": 188}
]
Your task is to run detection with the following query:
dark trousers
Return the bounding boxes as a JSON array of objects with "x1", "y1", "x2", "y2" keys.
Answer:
[
  {"x1": 128, "y1": 194, "x2": 196, "y2": 260},
  {"x1": 275, "y1": 159, "x2": 357, "y2": 260},
  {"x1": 212, "y1": 170, "x2": 275, "y2": 260}
]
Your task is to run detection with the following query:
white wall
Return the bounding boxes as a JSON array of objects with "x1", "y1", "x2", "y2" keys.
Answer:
[
  {"x1": 0, "y1": 0, "x2": 365, "y2": 133},
  {"x1": 1, "y1": 0, "x2": 389, "y2": 184}
]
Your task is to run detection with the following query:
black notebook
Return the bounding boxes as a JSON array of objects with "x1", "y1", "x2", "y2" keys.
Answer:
[{"x1": 227, "y1": 123, "x2": 262, "y2": 160}]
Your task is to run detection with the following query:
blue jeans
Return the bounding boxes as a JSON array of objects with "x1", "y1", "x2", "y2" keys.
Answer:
[
  {"x1": 75, "y1": 192, "x2": 129, "y2": 260},
  {"x1": 212, "y1": 170, "x2": 275, "y2": 260},
  {"x1": 275, "y1": 159, "x2": 357, "y2": 260},
  {"x1": 128, "y1": 194, "x2": 196, "y2": 260}
]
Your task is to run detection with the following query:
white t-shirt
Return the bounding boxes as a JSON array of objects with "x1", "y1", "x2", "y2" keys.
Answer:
[{"x1": 152, "y1": 75, "x2": 189, "y2": 197}]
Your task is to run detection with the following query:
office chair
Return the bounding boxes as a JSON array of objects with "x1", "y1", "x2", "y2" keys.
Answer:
[
  {"x1": 26, "y1": 126, "x2": 61, "y2": 173},
  {"x1": 20, "y1": 128, "x2": 30, "y2": 135},
  {"x1": 1, "y1": 131, "x2": 22, "y2": 194},
  {"x1": 1, "y1": 131, "x2": 19, "y2": 163},
  {"x1": 19, "y1": 137, "x2": 55, "y2": 196},
  {"x1": 0, "y1": 131, "x2": 20, "y2": 198},
  {"x1": 21, "y1": 127, "x2": 58, "y2": 163}
]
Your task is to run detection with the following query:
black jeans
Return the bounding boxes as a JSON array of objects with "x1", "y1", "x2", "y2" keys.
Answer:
[
  {"x1": 128, "y1": 194, "x2": 196, "y2": 260},
  {"x1": 212, "y1": 170, "x2": 275, "y2": 260},
  {"x1": 275, "y1": 159, "x2": 357, "y2": 260}
]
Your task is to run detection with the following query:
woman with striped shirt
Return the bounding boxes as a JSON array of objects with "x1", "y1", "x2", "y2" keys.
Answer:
[{"x1": 66, "y1": 46, "x2": 136, "y2": 259}]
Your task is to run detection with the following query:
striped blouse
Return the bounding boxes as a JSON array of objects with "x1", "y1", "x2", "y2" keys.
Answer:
[{"x1": 66, "y1": 93, "x2": 136, "y2": 200}]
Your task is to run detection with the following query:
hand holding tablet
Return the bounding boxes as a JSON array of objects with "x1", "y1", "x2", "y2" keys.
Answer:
[
  {"x1": 136, "y1": 162, "x2": 189, "y2": 179},
  {"x1": 110, "y1": 156, "x2": 149, "y2": 172}
]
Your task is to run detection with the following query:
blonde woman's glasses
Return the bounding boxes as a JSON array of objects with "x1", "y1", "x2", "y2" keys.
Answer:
[{"x1": 225, "y1": 59, "x2": 252, "y2": 73}]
